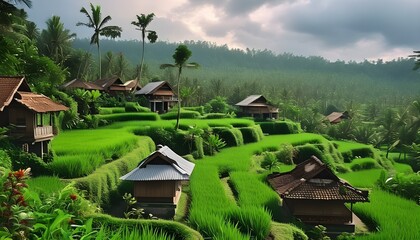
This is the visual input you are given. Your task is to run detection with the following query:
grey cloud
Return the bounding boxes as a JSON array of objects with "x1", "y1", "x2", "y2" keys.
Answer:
[{"x1": 280, "y1": 0, "x2": 420, "y2": 48}]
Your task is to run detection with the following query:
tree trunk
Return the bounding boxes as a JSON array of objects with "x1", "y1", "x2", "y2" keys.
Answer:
[{"x1": 175, "y1": 67, "x2": 182, "y2": 130}]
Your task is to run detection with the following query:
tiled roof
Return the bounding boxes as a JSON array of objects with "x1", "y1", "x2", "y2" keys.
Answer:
[
  {"x1": 120, "y1": 145, "x2": 195, "y2": 181},
  {"x1": 0, "y1": 76, "x2": 30, "y2": 111},
  {"x1": 135, "y1": 81, "x2": 168, "y2": 95},
  {"x1": 267, "y1": 156, "x2": 368, "y2": 202},
  {"x1": 325, "y1": 111, "x2": 350, "y2": 123},
  {"x1": 94, "y1": 76, "x2": 124, "y2": 89},
  {"x1": 15, "y1": 92, "x2": 69, "y2": 113},
  {"x1": 60, "y1": 79, "x2": 104, "y2": 90}
]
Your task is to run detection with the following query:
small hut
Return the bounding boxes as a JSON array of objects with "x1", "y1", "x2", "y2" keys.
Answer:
[
  {"x1": 120, "y1": 145, "x2": 195, "y2": 218},
  {"x1": 325, "y1": 111, "x2": 350, "y2": 124},
  {"x1": 93, "y1": 76, "x2": 132, "y2": 95},
  {"x1": 0, "y1": 76, "x2": 68, "y2": 158},
  {"x1": 60, "y1": 79, "x2": 104, "y2": 91},
  {"x1": 235, "y1": 95, "x2": 278, "y2": 119},
  {"x1": 134, "y1": 81, "x2": 177, "y2": 113},
  {"x1": 267, "y1": 156, "x2": 368, "y2": 233}
]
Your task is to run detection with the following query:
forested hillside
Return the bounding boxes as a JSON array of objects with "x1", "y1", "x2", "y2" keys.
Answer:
[{"x1": 72, "y1": 38, "x2": 420, "y2": 112}]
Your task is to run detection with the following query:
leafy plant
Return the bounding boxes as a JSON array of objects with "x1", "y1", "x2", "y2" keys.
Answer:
[{"x1": 204, "y1": 133, "x2": 226, "y2": 156}]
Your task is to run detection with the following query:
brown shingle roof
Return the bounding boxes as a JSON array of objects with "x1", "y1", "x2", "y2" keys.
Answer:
[
  {"x1": 325, "y1": 111, "x2": 350, "y2": 123},
  {"x1": 0, "y1": 76, "x2": 31, "y2": 111},
  {"x1": 123, "y1": 79, "x2": 141, "y2": 91},
  {"x1": 15, "y1": 92, "x2": 68, "y2": 113},
  {"x1": 94, "y1": 76, "x2": 124, "y2": 89},
  {"x1": 267, "y1": 156, "x2": 368, "y2": 202}
]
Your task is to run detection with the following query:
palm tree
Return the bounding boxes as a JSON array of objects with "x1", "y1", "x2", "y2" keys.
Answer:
[
  {"x1": 160, "y1": 44, "x2": 199, "y2": 130},
  {"x1": 77, "y1": 3, "x2": 122, "y2": 78},
  {"x1": 40, "y1": 16, "x2": 76, "y2": 65},
  {"x1": 131, "y1": 13, "x2": 157, "y2": 86}
]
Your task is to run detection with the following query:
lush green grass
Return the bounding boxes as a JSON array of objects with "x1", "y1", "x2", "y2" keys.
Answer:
[
  {"x1": 50, "y1": 129, "x2": 139, "y2": 178},
  {"x1": 338, "y1": 169, "x2": 383, "y2": 188},
  {"x1": 27, "y1": 176, "x2": 67, "y2": 195},
  {"x1": 392, "y1": 162, "x2": 413, "y2": 174},
  {"x1": 353, "y1": 189, "x2": 420, "y2": 240},
  {"x1": 270, "y1": 222, "x2": 308, "y2": 240}
]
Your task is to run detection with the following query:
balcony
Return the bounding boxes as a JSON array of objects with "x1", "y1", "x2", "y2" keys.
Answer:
[{"x1": 34, "y1": 126, "x2": 54, "y2": 140}]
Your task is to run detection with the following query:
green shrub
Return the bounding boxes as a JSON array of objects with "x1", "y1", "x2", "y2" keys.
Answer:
[
  {"x1": 261, "y1": 152, "x2": 279, "y2": 170},
  {"x1": 212, "y1": 127, "x2": 244, "y2": 147},
  {"x1": 350, "y1": 158, "x2": 380, "y2": 171},
  {"x1": 125, "y1": 102, "x2": 151, "y2": 112},
  {"x1": 275, "y1": 143, "x2": 295, "y2": 164},
  {"x1": 98, "y1": 107, "x2": 113, "y2": 115},
  {"x1": 97, "y1": 113, "x2": 159, "y2": 122},
  {"x1": 202, "y1": 113, "x2": 232, "y2": 119},
  {"x1": 8, "y1": 150, "x2": 50, "y2": 176},
  {"x1": 0, "y1": 150, "x2": 11, "y2": 169},
  {"x1": 160, "y1": 110, "x2": 201, "y2": 120},
  {"x1": 91, "y1": 213, "x2": 203, "y2": 240},
  {"x1": 258, "y1": 121, "x2": 301, "y2": 135},
  {"x1": 183, "y1": 106, "x2": 205, "y2": 115},
  {"x1": 294, "y1": 144, "x2": 324, "y2": 164},
  {"x1": 352, "y1": 147, "x2": 374, "y2": 158},
  {"x1": 193, "y1": 136, "x2": 204, "y2": 159},
  {"x1": 239, "y1": 125, "x2": 263, "y2": 144}
]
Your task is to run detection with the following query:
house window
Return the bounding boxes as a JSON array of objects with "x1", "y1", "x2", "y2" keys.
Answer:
[{"x1": 36, "y1": 113, "x2": 51, "y2": 126}]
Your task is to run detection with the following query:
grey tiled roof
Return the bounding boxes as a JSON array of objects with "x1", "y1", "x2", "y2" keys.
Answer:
[
  {"x1": 135, "y1": 81, "x2": 166, "y2": 95},
  {"x1": 120, "y1": 165, "x2": 190, "y2": 181},
  {"x1": 120, "y1": 145, "x2": 195, "y2": 181},
  {"x1": 235, "y1": 95, "x2": 264, "y2": 106}
]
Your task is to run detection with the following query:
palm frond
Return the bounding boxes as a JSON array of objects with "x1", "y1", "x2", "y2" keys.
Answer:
[{"x1": 160, "y1": 63, "x2": 176, "y2": 69}]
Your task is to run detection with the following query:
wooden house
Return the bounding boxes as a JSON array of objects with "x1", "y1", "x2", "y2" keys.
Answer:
[
  {"x1": 267, "y1": 156, "x2": 368, "y2": 233},
  {"x1": 123, "y1": 79, "x2": 141, "y2": 92},
  {"x1": 135, "y1": 81, "x2": 177, "y2": 113},
  {"x1": 120, "y1": 145, "x2": 195, "y2": 218},
  {"x1": 325, "y1": 111, "x2": 350, "y2": 124},
  {"x1": 0, "y1": 76, "x2": 68, "y2": 158},
  {"x1": 235, "y1": 95, "x2": 278, "y2": 119},
  {"x1": 94, "y1": 76, "x2": 132, "y2": 95}
]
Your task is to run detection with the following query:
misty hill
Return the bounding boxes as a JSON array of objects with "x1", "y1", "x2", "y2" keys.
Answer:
[{"x1": 72, "y1": 38, "x2": 419, "y2": 82}]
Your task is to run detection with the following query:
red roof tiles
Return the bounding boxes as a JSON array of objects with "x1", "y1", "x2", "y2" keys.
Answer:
[
  {"x1": 267, "y1": 156, "x2": 368, "y2": 202},
  {"x1": 0, "y1": 76, "x2": 30, "y2": 111}
]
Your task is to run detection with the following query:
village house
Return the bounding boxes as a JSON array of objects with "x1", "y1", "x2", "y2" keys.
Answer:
[
  {"x1": 235, "y1": 95, "x2": 279, "y2": 119},
  {"x1": 135, "y1": 81, "x2": 177, "y2": 113},
  {"x1": 61, "y1": 77, "x2": 140, "y2": 95},
  {"x1": 0, "y1": 76, "x2": 68, "y2": 158},
  {"x1": 120, "y1": 145, "x2": 195, "y2": 218},
  {"x1": 325, "y1": 111, "x2": 351, "y2": 124},
  {"x1": 267, "y1": 156, "x2": 369, "y2": 233}
]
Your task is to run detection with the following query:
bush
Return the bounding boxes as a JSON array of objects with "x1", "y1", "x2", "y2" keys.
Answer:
[
  {"x1": 212, "y1": 127, "x2": 244, "y2": 147},
  {"x1": 258, "y1": 121, "x2": 301, "y2": 135},
  {"x1": 125, "y1": 102, "x2": 151, "y2": 112},
  {"x1": 202, "y1": 113, "x2": 232, "y2": 119},
  {"x1": 0, "y1": 150, "x2": 11, "y2": 169},
  {"x1": 350, "y1": 158, "x2": 380, "y2": 171},
  {"x1": 183, "y1": 106, "x2": 204, "y2": 115},
  {"x1": 160, "y1": 110, "x2": 201, "y2": 120},
  {"x1": 275, "y1": 143, "x2": 295, "y2": 164},
  {"x1": 239, "y1": 125, "x2": 264, "y2": 144},
  {"x1": 294, "y1": 144, "x2": 324, "y2": 164},
  {"x1": 8, "y1": 150, "x2": 50, "y2": 176},
  {"x1": 97, "y1": 113, "x2": 159, "y2": 122},
  {"x1": 261, "y1": 152, "x2": 279, "y2": 170}
]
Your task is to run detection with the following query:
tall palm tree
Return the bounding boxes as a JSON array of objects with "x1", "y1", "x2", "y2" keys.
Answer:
[
  {"x1": 131, "y1": 13, "x2": 157, "y2": 87},
  {"x1": 160, "y1": 44, "x2": 199, "y2": 130},
  {"x1": 77, "y1": 3, "x2": 122, "y2": 78},
  {"x1": 40, "y1": 15, "x2": 76, "y2": 66}
]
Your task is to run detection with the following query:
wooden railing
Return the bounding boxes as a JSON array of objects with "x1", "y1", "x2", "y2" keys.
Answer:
[{"x1": 34, "y1": 126, "x2": 53, "y2": 139}]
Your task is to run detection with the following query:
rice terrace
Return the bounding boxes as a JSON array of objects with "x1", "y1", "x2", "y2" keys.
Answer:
[{"x1": 1, "y1": 1, "x2": 420, "y2": 239}]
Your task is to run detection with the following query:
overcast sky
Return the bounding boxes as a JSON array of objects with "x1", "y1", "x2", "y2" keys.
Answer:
[{"x1": 24, "y1": 0, "x2": 420, "y2": 62}]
